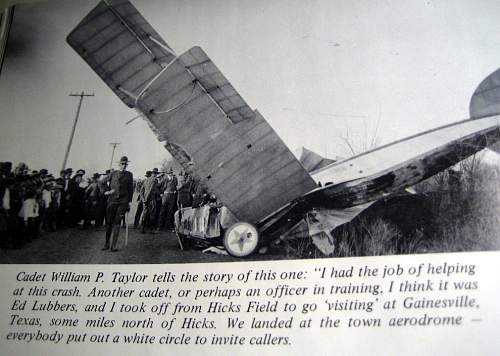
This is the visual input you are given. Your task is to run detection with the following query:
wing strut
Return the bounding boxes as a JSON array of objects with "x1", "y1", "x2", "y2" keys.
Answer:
[
  {"x1": 102, "y1": 0, "x2": 156, "y2": 60},
  {"x1": 148, "y1": 35, "x2": 176, "y2": 57},
  {"x1": 134, "y1": 56, "x2": 181, "y2": 106}
]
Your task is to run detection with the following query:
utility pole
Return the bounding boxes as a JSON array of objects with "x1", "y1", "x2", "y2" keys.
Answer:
[
  {"x1": 109, "y1": 142, "x2": 121, "y2": 169},
  {"x1": 62, "y1": 91, "x2": 94, "y2": 171}
]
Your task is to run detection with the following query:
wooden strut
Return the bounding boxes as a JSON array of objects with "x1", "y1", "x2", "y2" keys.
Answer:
[
  {"x1": 134, "y1": 56, "x2": 181, "y2": 107},
  {"x1": 102, "y1": 0, "x2": 155, "y2": 60},
  {"x1": 117, "y1": 86, "x2": 138, "y2": 101},
  {"x1": 131, "y1": 57, "x2": 234, "y2": 124},
  {"x1": 101, "y1": 4, "x2": 240, "y2": 125},
  {"x1": 104, "y1": 8, "x2": 243, "y2": 130},
  {"x1": 148, "y1": 35, "x2": 176, "y2": 57},
  {"x1": 183, "y1": 65, "x2": 236, "y2": 125}
]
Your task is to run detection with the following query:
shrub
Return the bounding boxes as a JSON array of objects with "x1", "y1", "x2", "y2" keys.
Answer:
[{"x1": 284, "y1": 153, "x2": 500, "y2": 258}]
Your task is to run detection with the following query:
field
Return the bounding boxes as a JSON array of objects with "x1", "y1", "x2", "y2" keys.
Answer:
[{"x1": 284, "y1": 153, "x2": 500, "y2": 258}]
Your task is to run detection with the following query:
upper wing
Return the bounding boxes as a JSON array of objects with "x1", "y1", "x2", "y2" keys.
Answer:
[
  {"x1": 66, "y1": 0, "x2": 175, "y2": 108},
  {"x1": 67, "y1": 0, "x2": 316, "y2": 223}
]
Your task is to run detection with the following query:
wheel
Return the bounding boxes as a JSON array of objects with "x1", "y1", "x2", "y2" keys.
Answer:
[
  {"x1": 223, "y1": 222, "x2": 259, "y2": 257},
  {"x1": 181, "y1": 236, "x2": 193, "y2": 250}
]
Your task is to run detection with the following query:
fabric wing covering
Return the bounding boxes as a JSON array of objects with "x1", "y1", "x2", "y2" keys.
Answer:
[
  {"x1": 295, "y1": 147, "x2": 336, "y2": 173},
  {"x1": 282, "y1": 203, "x2": 374, "y2": 255},
  {"x1": 66, "y1": 0, "x2": 175, "y2": 108},
  {"x1": 67, "y1": 0, "x2": 317, "y2": 223},
  {"x1": 470, "y1": 67, "x2": 500, "y2": 120},
  {"x1": 311, "y1": 64, "x2": 500, "y2": 188},
  {"x1": 311, "y1": 116, "x2": 500, "y2": 188}
]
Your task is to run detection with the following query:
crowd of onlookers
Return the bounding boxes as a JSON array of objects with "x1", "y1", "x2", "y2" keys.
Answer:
[
  {"x1": 0, "y1": 161, "x2": 115, "y2": 249},
  {"x1": 134, "y1": 167, "x2": 214, "y2": 234},
  {"x1": 0, "y1": 160, "x2": 212, "y2": 249}
]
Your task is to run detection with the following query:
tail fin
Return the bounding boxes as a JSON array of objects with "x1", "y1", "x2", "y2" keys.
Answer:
[{"x1": 470, "y1": 67, "x2": 500, "y2": 119}]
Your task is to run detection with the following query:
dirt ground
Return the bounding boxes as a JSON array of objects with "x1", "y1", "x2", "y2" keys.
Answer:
[
  {"x1": 0, "y1": 196, "x2": 289, "y2": 264},
  {"x1": 0, "y1": 225, "x2": 288, "y2": 264}
]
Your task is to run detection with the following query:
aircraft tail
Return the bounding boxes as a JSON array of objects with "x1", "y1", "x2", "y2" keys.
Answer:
[{"x1": 470, "y1": 67, "x2": 500, "y2": 119}]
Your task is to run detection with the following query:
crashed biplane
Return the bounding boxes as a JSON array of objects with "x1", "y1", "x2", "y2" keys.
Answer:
[{"x1": 67, "y1": 0, "x2": 500, "y2": 256}]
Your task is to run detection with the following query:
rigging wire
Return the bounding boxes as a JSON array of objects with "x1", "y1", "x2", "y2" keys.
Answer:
[
  {"x1": 133, "y1": 56, "x2": 180, "y2": 107},
  {"x1": 151, "y1": 80, "x2": 198, "y2": 115}
]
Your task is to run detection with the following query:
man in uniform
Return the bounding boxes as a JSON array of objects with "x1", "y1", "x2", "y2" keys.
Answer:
[
  {"x1": 140, "y1": 170, "x2": 158, "y2": 234},
  {"x1": 102, "y1": 156, "x2": 133, "y2": 252},
  {"x1": 133, "y1": 173, "x2": 146, "y2": 229},
  {"x1": 177, "y1": 171, "x2": 194, "y2": 208},
  {"x1": 157, "y1": 168, "x2": 178, "y2": 230}
]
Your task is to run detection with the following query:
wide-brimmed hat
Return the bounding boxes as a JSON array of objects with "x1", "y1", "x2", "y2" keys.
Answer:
[
  {"x1": 119, "y1": 156, "x2": 131, "y2": 164},
  {"x1": 65, "y1": 168, "x2": 73, "y2": 174},
  {"x1": 76, "y1": 169, "x2": 86, "y2": 176},
  {"x1": 16, "y1": 162, "x2": 28, "y2": 170},
  {"x1": 40, "y1": 168, "x2": 48, "y2": 175},
  {"x1": 152, "y1": 167, "x2": 159, "y2": 173},
  {"x1": 145, "y1": 170, "x2": 152, "y2": 177},
  {"x1": 92, "y1": 173, "x2": 100, "y2": 180}
]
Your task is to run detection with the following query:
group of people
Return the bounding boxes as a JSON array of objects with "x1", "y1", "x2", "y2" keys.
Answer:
[
  {"x1": 134, "y1": 165, "x2": 208, "y2": 234},
  {"x1": 0, "y1": 157, "x2": 133, "y2": 250},
  {"x1": 0, "y1": 155, "x2": 213, "y2": 251}
]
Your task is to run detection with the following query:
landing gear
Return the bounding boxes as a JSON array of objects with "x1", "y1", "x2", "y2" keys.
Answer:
[
  {"x1": 223, "y1": 222, "x2": 259, "y2": 257},
  {"x1": 175, "y1": 227, "x2": 192, "y2": 250}
]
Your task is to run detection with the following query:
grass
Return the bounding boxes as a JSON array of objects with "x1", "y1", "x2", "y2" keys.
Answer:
[{"x1": 284, "y1": 154, "x2": 500, "y2": 258}]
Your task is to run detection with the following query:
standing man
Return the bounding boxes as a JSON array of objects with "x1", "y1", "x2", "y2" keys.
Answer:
[
  {"x1": 151, "y1": 168, "x2": 162, "y2": 227},
  {"x1": 177, "y1": 171, "x2": 194, "y2": 208},
  {"x1": 95, "y1": 170, "x2": 111, "y2": 227},
  {"x1": 103, "y1": 156, "x2": 133, "y2": 252},
  {"x1": 58, "y1": 168, "x2": 72, "y2": 227},
  {"x1": 158, "y1": 168, "x2": 178, "y2": 230},
  {"x1": 139, "y1": 170, "x2": 158, "y2": 234},
  {"x1": 82, "y1": 173, "x2": 101, "y2": 229},
  {"x1": 133, "y1": 172, "x2": 147, "y2": 229}
]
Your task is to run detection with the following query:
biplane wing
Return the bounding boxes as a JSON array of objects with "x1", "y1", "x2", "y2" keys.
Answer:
[
  {"x1": 259, "y1": 64, "x2": 500, "y2": 236},
  {"x1": 310, "y1": 116, "x2": 500, "y2": 187},
  {"x1": 67, "y1": 0, "x2": 317, "y2": 223},
  {"x1": 259, "y1": 80, "x2": 500, "y2": 236},
  {"x1": 259, "y1": 114, "x2": 500, "y2": 236},
  {"x1": 68, "y1": 0, "x2": 500, "y2": 250},
  {"x1": 308, "y1": 64, "x2": 500, "y2": 194}
]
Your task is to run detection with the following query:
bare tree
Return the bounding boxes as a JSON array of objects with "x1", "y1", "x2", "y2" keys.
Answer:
[{"x1": 338, "y1": 117, "x2": 381, "y2": 156}]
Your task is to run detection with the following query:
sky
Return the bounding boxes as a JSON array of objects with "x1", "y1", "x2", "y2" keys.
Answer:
[{"x1": 1, "y1": 0, "x2": 500, "y2": 177}]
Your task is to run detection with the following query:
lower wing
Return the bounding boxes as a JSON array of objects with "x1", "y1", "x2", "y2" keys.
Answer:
[{"x1": 259, "y1": 115, "x2": 500, "y2": 236}]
